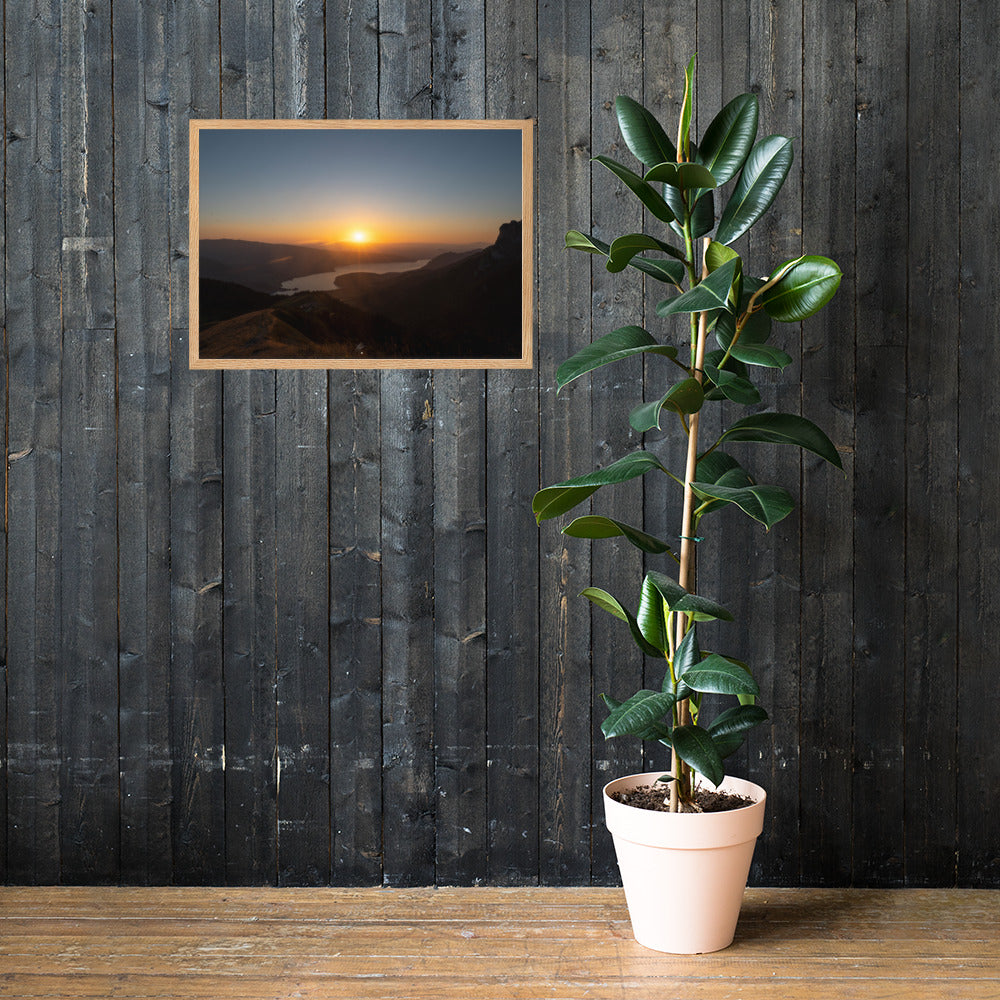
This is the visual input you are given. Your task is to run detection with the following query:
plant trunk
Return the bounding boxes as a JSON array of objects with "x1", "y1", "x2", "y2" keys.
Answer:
[{"x1": 670, "y1": 243, "x2": 710, "y2": 812}]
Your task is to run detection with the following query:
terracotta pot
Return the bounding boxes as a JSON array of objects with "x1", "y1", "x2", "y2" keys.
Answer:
[{"x1": 603, "y1": 771, "x2": 766, "y2": 954}]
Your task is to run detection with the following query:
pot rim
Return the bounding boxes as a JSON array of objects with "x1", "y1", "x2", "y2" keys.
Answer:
[{"x1": 602, "y1": 771, "x2": 766, "y2": 816}]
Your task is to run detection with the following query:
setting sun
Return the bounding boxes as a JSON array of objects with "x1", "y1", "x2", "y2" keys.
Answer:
[{"x1": 349, "y1": 230, "x2": 369, "y2": 243}]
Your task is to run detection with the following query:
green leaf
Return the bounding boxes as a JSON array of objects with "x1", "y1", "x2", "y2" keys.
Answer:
[
  {"x1": 629, "y1": 378, "x2": 705, "y2": 432},
  {"x1": 715, "y1": 307, "x2": 771, "y2": 350},
  {"x1": 637, "y1": 575, "x2": 670, "y2": 654},
  {"x1": 533, "y1": 451, "x2": 667, "y2": 522},
  {"x1": 607, "y1": 233, "x2": 680, "y2": 273},
  {"x1": 695, "y1": 449, "x2": 744, "y2": 485},
  {"x1": 671, "y1": 724, "x2": 725, "y2": 787},
  {"x1": 690, "y1": 481, "x2": 795, "y2": 529},
  {"x1": 678, "y1": 54, "x2": 696, "y2": 162},
  {"x1": 602, "y1": 689, "x2": 676, "y2": 740},
  {"x1": 719, "y1": 412, "x2": 844, "y2": 469},
  {"x1": 707, "y1": 703, "x2": 769, "y2": 739},
  {"x1": 615, "y1": 95, "x2": 676, "y2": 166},
  {"x1": 593, "y1": 155, "x2": 675, "y2": 224},
  {"x1": 645, "y1": 570, "x2": 734, "y2": 622},
  {"x1": 689, "y1": 189, "x2": 716, "y2": 239},
  {"x1": 657, "y1": 258, "x2": 740, "y2": 316},
  {"x1": 729, "y1": 344, "x2": 794, "y2": 369},
  {"x1": 627, "y1": 255, "x2": 686, "y2": 286},
  {"x1": 702, "y1": 364, "x2": 761, "y2": 405},
  {"x1": 672, "y1": 625, "x2": 701, "y2": 699},
  {"x1": 583, "y1": 588, "x2": 664, "y2": 659},
  {"x1": 697, "y1": 93, "x2": 759, "y2": 185},
  {"x1": 644, "y1": 161, "x2": 717, "y2": 189},
  {"x1": 683, "y1": 653, "x2": 760, "y2": 696},
  {"x1": 705, "y1": 240, "x2": 740, "y2": 273},
  {"x1": 556, "y1": 326, "x2": 678, "y2": 391},
  {"x1": 712, "y1": 731, "x2": 745, "y2": 759},
  {"x1": 565, "y1": 230, "x2": 610, "y2": 255},
  {"x1": 692, "y1": 461, "x2": 755, "y2": 518},
  {"x1": 716, "y1": 135, "x2": 794, "y2": 245},
  {"x1": 562, "y1": 515, "x2": 673, "y2": 555},
  {"x1": 760, "y1": 255, "x2": 843, "y2": 322}
]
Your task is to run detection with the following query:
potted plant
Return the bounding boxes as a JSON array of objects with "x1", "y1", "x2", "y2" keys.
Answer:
[{"x1": 533, "y1": 56, "x2": 843, "y2": 954}]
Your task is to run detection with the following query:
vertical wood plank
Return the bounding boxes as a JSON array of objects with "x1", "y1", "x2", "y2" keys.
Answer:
[
  {"x1": 378, "y1": 0, "x2": 437, "y2": 887},
  {"x1": 799, "y1": 0, "x2": 856, "y2": 886},
  {"x1": 431, "y1": 0, "x2": 489, "y2": 886},
  {"x1": 853, "y1": 0, "x2": 907, "y2": 887},
  {"x1": 957, "y1": 1, "x2": 1000, "y2": 888},
  {"x1": 588, "y1": 0, "x2": 644, "y2": 884},
  {"x1": 218, "y1": 0, "x2": 278, "y2": 886},
  {"x1": 115, "y1": 0, "x2": 174, "y2": 886},
  {"x1": 4, "y1": 0, "x2": 64, "y2": 885},
  {"x1": 273, "y1": 0, "x2": 332, "y2": 888},
  {"x1": 537, "y1": 0, "x2": 592, "y2": 886},
  {"x1": 325, "y1": 0, "x2": 384, "y2": 887},
  {"x1": 484, "y1": 0, "x2": 539, "y2": 885},
  {"x1": 0, "y1": 0, "x2": 6, "y2": 883},
  {"x1": 58, "y1": 0, "x2": 118, "y2": 886},
  {"x1": 168, "y1": 0, "x2": 226, "y2": 884},
  {"x1": 905, "y1": 0, "x2": 960, "y2": 887}
]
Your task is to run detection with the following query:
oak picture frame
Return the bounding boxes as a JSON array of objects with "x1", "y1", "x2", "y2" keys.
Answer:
[{"x1": 189, "y1": 118, "x2": 534, "y2": 370}]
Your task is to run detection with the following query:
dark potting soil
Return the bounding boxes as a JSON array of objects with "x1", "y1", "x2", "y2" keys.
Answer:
[{"x1": 610, "y1": 783, "x2": 755, "y2": 814}]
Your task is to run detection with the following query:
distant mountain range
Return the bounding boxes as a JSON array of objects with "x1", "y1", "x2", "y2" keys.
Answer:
[{"x1": 198, "y1": 221, "x2": 522, "y2": 361}]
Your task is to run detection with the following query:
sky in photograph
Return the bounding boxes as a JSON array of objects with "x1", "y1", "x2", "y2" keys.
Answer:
[{"x1": 198, "y1": 126, "x2": 524, "y2": 246}]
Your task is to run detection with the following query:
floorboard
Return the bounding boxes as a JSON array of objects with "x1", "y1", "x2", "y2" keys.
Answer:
[{"x1": 0, "y1": 888, "x2": 996, "y2": 999}]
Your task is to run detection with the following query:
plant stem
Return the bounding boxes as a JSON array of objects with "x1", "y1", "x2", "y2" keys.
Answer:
[{"x1": 669, "y1": 239, "x2": 711, "y2": 813}]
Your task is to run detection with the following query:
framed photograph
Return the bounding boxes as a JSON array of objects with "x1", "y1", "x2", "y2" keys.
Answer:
[{"x1": 189, "y1": 119, "x2": 533, "y2": 370}]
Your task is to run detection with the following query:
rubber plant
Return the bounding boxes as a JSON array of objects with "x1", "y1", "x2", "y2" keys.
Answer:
[{"x1": 533, "y1": 57, "x2": 843, "y2": 812}]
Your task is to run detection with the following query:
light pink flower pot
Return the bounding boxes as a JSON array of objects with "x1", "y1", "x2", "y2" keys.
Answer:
[{"x1": 603, "y1": 771, "x2": 766, "y2": 954}]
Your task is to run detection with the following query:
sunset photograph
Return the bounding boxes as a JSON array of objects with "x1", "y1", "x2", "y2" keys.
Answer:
[{"x1": 190, "y1": 121, "x2": 531, "y2": 367}]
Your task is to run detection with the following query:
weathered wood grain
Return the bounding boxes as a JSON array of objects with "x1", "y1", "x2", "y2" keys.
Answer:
[
  {"x1": 167, "y1": 0, "x2": 226, "y2": 884},
  {"x1": 588, "y1": 0, "x2": 646, "y2": 883},
  {"x1": 378, "y1": 0, "x2": 437, "y2": 887},
  {"x1": 798, "y1": 0, "x2": 856, "y2": 886},
  {"x1": 852, "y1": 0, "x2": 908, "y2": 887},
  {"x1": 114, "y1": 0, "x2": 175, "y2": 886},
  {"x1": 957, "y1": 0, "x2": 1000, "y2": 889},
  {"x1": 431, "y1": 0, "x2": 490, "y2": 886},
  {"x1": 4, "y1": 0, "x2": 64, "y2": 885},
  {"x1": 483, "y1": 0, "x2": 540, "y2": 886},
  {"x1": 904, "y1": 0, "x2": 960, "y2": 887}
]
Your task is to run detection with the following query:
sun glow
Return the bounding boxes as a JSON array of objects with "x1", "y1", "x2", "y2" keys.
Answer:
[{"x1": 349, "y1": 229, "x2": 369, "y2": 243}]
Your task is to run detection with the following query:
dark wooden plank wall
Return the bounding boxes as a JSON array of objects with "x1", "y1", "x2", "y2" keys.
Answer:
[{"x1": 1, "y1": 0, "x2": 994, "y2": 888}]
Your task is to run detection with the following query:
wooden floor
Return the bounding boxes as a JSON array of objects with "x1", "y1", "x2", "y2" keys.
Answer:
[{"x1": 0, "y1": 887, "x2": 997, "y2": 999}]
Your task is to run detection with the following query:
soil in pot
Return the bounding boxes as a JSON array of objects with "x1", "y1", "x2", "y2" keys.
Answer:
[{"x1": 609, "y1": 784, "x2": 755, "y2": 813}]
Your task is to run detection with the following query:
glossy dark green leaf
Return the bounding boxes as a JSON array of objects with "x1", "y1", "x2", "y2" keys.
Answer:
[
  {"x1": 645, "y1": 570, "x2": 734, "y2": 622},
  {"x1": 556, "y1": 326, "x2": 678, "y2": 391},
  {"x1": 671, "y1": 724, "x2": 724, "y2": 787},
  {"x1": 607, "y1": 233, "x2": 680, "y2": 273},
  {"x1": 729, "y1": 343, "x2": 793, "y2": 369},
  {"x1": 695, "y1": 449, "x2": 744, "y2": 485},
  {"x1": 702, "y1": 364, "x2": 761, "y2": 405},
  {"x1": 627, "y1": 255, "x2": 686, "y2": 286},
  {"x1": 637, "y1": 575, "x2": 670, "y2": 654},
  {"x1": 644, "y1": 161, "x2": 717, "y2": 190},
  {"x1": 715, "y1": 307, "x2": 771, "y2": 350},
  {"x1": 697, "y1": 93, "x2": 759, "y2": 185},
  {"x1": 760, "y1": 255, "x2": 843, "y2": 321},
  {"x1": 719, "y1": 412, "x2": 844, "y2": 469},
  {"x1": 565, "y1": 230, "x2": 611, "y2": 255},
  {"x1": 683, "y1": 654, "x2": 760, "y2": 696},
  {"x1": 562, "y1": 515, "x2": 673, "y2": 555},
  {"x1": 602, "y1": 689, "x2": 675, "y2": 740},
  {"x1": 716, "y1": 135, "x2": 794, "y2": 245},
  {"x1": 672, "y1": 624, "x2": 700, "y2": 700},
  {"x1": 705, "y1": 240, "x2": 739, "y2": 273},
  {"x1": 657, "y1": 258, "x2": 740, "y2": 316},
  {"x1": 707, "y1": 703, "x2": 769, "y2": 738},
  {"x1": 689, "y1": 189, "x2": 716, "y2": 239},
  {"x1": 615, "y1": 95, "x2": 676, "y2": 166},
  {"x1": 593, "y1": 155, "x2": 675, "y2": 224},
  {"x1": 583, "y1": 588, "x2": 664, "y2": 659},
  {"x1": 690, "y1": 481, "x2": 795, "y2": 529},
  {"x1": 629, "y1": 378, "x2": 705, "y2": 432},
  {"x1": 533, "y1": 451, "x2": 667, "y2": 522},
  {"x1": 712, "y1": 731, "x2": 745, "y2": 759}
]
